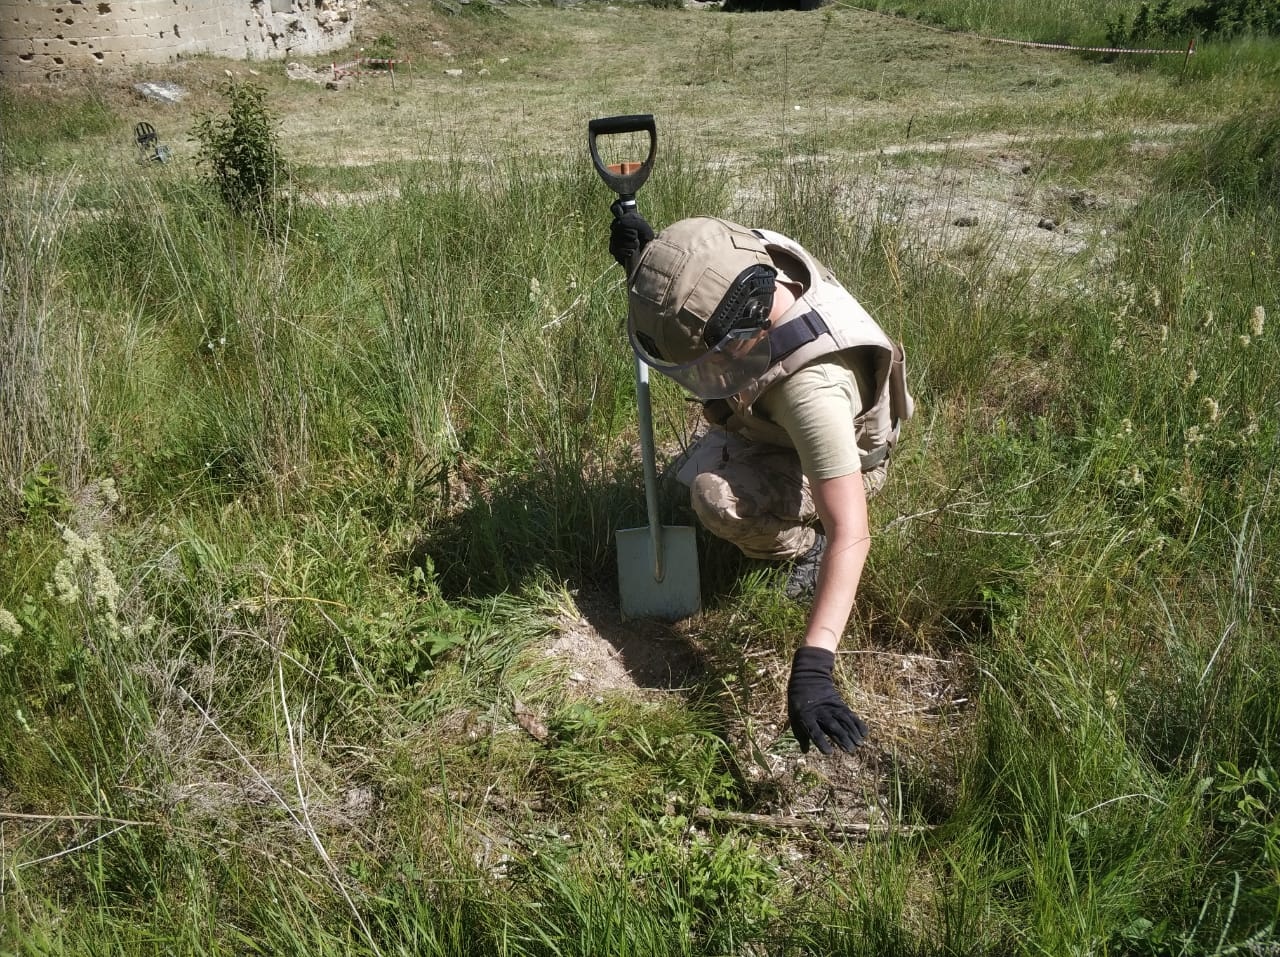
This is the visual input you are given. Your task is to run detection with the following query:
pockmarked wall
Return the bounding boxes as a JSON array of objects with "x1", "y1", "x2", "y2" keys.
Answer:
[{"x1": 0, "y1": 0, "x2": 362, "y2": 77}]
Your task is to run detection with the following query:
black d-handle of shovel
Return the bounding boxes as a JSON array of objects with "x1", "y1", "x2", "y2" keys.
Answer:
[{"x1": 588, "y1": 113, "x2": 657, "y2": 209}]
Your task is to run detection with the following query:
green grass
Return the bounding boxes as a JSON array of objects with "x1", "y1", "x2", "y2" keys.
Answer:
[
  {"x1": 847, "y1": 0, "x2": 1280, "y2": 52},
  {"x1": 0, "y1": 87, "x2": 116, "y2": 170},
  {"x1": 3, "y1": 6, "x2": 1280, "y2": 955}
]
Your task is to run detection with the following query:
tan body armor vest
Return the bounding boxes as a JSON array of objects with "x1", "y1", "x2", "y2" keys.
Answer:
[{"x1": 712, "y1": 229, "x2": 914, "y2": 472}]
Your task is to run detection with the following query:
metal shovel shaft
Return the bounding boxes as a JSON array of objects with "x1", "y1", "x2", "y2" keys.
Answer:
[
  {"x1": 616, "y1": 356, "x2": 699, "y2": 621},
  {"x1": 634, "y1": 356, "x2": 665, "y2": 582}
]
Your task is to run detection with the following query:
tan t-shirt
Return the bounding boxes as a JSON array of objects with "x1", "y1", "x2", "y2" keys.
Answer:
[{"x1": 755, "y1": 354, "x2": 870, "y2": 480}]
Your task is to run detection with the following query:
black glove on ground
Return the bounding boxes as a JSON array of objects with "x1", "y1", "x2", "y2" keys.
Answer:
[
  {"x1": 608, "y1": 202, "x2": 654, "y2": 270},
  {"x1": 786, "y1": 646, "x2": 869, "y2": 755}
]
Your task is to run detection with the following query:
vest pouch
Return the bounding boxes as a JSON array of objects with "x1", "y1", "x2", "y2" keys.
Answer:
[
  {"x1": 888, "y1": 340, "x2": 915, "y2": 428},
  {"x1": 854, "y1": 407, "x2": 892, "y2": 472}
]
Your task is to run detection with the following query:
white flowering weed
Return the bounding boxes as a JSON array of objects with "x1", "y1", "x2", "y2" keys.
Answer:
[
  {"x1": 0, "y1": 607, "x2": 19, "y2": 656},
  {"x1": 46, "y1": 526, "x2": 123, "y2": 636},
  {"x1": 1118, "y1": 465, "x2": 1144, "y2": 488}
]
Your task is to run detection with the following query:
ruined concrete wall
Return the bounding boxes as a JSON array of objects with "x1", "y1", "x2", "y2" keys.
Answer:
[{"x1": 0, "y1": 0, "x2": 362, "y2": 76}]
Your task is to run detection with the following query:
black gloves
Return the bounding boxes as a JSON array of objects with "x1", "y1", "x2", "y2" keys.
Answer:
[
  {"x1": 786, "y1": 646, "x2": 869, "y2": 754},
  {"x1": 608, "y1": 199, "x2": 654, "y2": 270}
]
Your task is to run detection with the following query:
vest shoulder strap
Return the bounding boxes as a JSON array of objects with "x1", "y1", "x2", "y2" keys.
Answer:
[{"x1": 767, "y1": 310, "x2": 828, "y2": 365}]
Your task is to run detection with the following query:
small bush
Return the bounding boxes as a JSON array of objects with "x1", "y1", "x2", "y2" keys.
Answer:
[
  {"x1": 1184, "y1": 0, "x2": 1280, "y2": 36},
  {"x1": 365, "y1": 32, "x2": 398, "y2": 60},
  {"x1": 1106, "y1": 0, "x2": 1280, "y2": 47},
  {"x1": 190, "y1": 80, "x2": 288, "y2": 222}
]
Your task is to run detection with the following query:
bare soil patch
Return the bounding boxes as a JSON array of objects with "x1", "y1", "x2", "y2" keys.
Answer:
[
  {"x1": 547, "y1": 590, "x2": 707, "y2": 698},
  {"x1": 541, "y1": 587, "x2": 970, "y2": 825}
]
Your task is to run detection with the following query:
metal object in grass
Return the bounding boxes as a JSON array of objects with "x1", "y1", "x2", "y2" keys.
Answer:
[
  {"x1": 134, "y1": 121, "x2": 170, "y2": 164},
  {"x1": 588, "y1": 114, "x2": 701, "y2": 621}
]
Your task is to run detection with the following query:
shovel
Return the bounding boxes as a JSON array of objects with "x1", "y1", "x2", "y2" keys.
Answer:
[{"x1": 588, "y1": 114, "x2": 701, "y2": 621}]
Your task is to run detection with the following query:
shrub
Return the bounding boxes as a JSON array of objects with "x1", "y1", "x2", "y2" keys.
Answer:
[
  {"x1": 365, "y1": 32, "x2": 397, "y2": 60},
  {"x1": 1106, "y1": 0, "x2": 1280, "y2": 47},
  {"x1": 190, "y1": 80, "x2": 288, "y2": 222}
]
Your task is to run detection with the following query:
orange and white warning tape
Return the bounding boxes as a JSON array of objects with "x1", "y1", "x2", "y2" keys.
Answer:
[
  {"x1": 838, "y1": 1, "x2": 1197, "y2": 57},
  {"x1": 974, "y1": 34, "x2": 1195, "y2": 55}
]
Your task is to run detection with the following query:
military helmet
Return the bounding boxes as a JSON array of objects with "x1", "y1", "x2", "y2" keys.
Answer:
[{"x1": 626, "y1": 217, "x2": 779, "y2": 399}]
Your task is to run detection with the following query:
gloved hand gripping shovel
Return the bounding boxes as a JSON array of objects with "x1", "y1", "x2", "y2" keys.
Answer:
[{"x1": 588, "y1": 114, "x2": 701, "y2": 621}]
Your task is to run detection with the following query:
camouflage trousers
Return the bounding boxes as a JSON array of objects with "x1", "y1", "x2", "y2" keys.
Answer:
[{"x1": 671, "y1": 428, "x2": 887, "y2": 562}]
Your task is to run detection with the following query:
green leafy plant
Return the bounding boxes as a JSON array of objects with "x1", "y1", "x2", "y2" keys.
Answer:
[
  {"x1": 365, "y1": 32, "x2": 398, "y2": 60},
  {"x1": 625, "y1": 814, "x2": 782, "y2": 948},
  {"x1": 1105, "y1": 0, "x2": 1184, "y2": 46},
  {"x1": 1106, "y1": 0, "x2": 1280, "y2": 46},
  {"x1": 190, "y1": 80, "x2": 289, "y2": 222},
  {"x1": 339, "y1": 563, "x2": 475, "y2": 688},
  {"x1": 20, "y1": 463, "x2": 69, "y2": 519},
  {"x1": 1213, "y1": 761, "x2": 1280, "y2": 870},
  {"x1": 1185, "y1": 0, "x2": 1280, "y2": 36}
]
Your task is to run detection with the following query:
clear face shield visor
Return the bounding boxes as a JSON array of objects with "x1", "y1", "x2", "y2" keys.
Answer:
[
  {"x1": 629, "y1": 262, "x2": 778, "y2": 401},
  {"x1": 629, "y1": 324, "x2": 773, "y2": 400}
]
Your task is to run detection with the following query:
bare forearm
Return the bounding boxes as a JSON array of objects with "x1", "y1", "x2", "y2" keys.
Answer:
[
  {"x1": 787, "y1": 472, "x2": 873, "y2": 755},
  {"x1": 803, "y1": 471, "x2": 872, "y2": 652},
  {"x1": 803, "y1": 528, "x2": 869, "y2": 651}
]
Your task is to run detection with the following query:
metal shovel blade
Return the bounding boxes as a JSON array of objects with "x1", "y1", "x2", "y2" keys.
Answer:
[
  {"x1": 616, "y1": 523, "x2": 701, "y2": 621},
  {"x1": 616, "y1": 357, "x2": 701, "y2": 621}
]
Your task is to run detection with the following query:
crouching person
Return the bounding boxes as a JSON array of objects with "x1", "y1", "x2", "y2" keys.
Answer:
[{"x1": 610, "y1": 212, "x2": 913, "y2": 755}]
